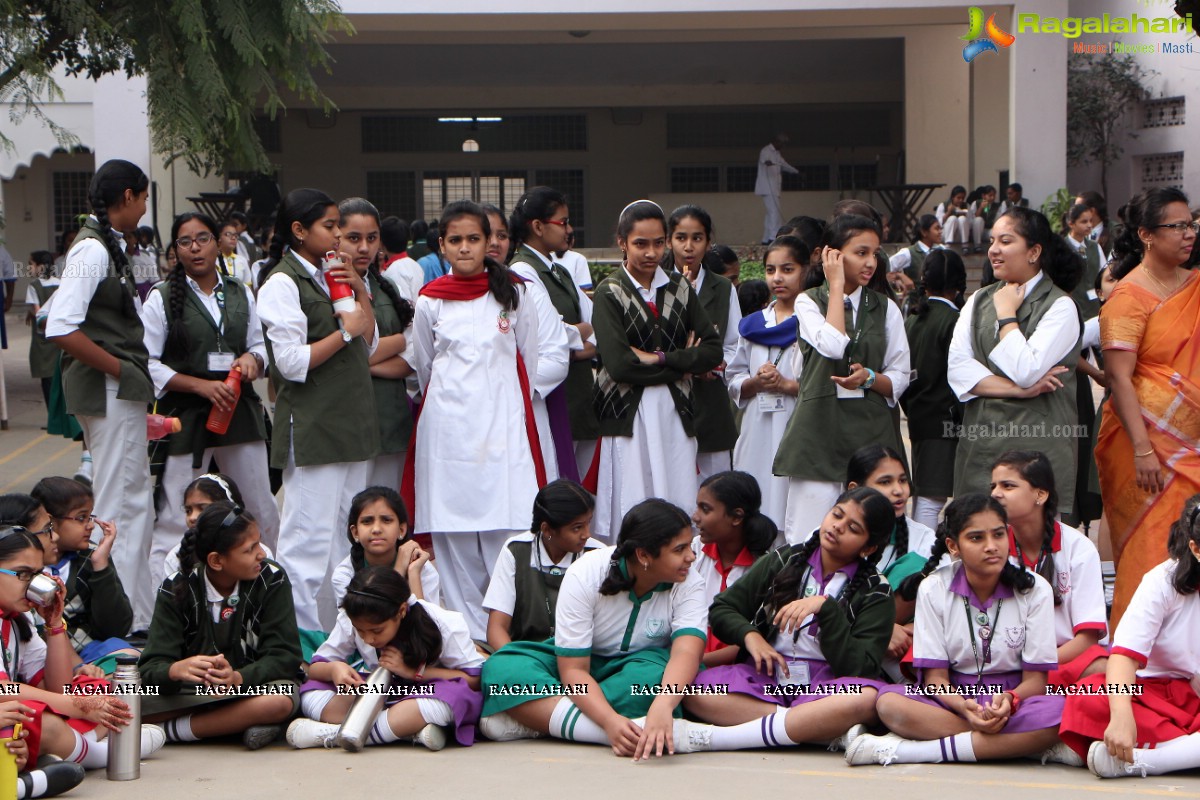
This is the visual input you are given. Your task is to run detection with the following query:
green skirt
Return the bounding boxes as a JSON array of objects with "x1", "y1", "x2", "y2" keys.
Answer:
[
  {"x1": 481, "y1": 639, "x2": 679, "y2": 719},
  {"x1": 883, "y1": 551, "x2": 929, "y2": 588}
]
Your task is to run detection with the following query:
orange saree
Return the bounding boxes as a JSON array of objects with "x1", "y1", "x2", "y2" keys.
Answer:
[{"x1": 1097, "y1": 271, "x2": 1200, "y2": 631}]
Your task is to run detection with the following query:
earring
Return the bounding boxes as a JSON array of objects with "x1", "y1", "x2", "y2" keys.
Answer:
[
  {"x1": 1036, "y1": 499, "x2": 1042, "y2": 506},
  {"x1": 641, "y1": 561, "x2": 648, "y2": 571}
]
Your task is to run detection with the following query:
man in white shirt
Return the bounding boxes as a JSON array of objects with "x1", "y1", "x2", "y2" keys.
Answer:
[{"x1": 755, "y1": 134, "x2": 799, "y2": 245}]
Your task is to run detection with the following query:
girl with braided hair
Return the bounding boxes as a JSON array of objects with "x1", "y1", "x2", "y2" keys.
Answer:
[
  {"x1": 45, "y1": 159, "x2": 157, "y2": 631},
  {"x1": 989, "y1": 451, "x2": 1107, "y2": 686},
  {"x1": 141, "y1": 212, "x2": 278, "y2": 589},
  {"x1": 672, "y1": 487, "x2": 894, "y2": 753}
]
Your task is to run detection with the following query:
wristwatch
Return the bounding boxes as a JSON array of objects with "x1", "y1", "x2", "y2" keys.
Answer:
[{"x1": 340, "y1": 328, "x2": 352, "y2": 343}]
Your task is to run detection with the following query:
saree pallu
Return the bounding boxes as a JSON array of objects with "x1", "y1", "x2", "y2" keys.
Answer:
[{"x1": 1097, "y1": 274, "x2": 1200, "y2": 631}]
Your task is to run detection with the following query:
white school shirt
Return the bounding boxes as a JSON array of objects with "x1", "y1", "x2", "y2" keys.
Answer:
[
  {"x1": 514, "y1": 245, "x2": 595, "y2": 351},
  {"x1": 25, "y1": 277, "x2": 61, "y2": 307},
  {"x1": 330, "y1": 554, "x2": 441, "y2": 608},
  {"x1": 912, "y1": 562, "x2": 1059, "y2": 678},
  {"x1": 688, "y1": 268, "x2": 742, "y2": 365},
  {"x1": 412, "y1": 285, "x2": 539, "y2": 534},
  {"x1": 794, "y1": 285, "x2": 911, "y2": 407},
  {"x1": 888, "y1": 242, "x2": 940, "y2": 275},
  {"x1": 482, "y1": 532, "x2": 603, "y2": 616},
  {"x1": 0, "y1": 617, "x2": 48, "y2": 685},
  {"x1": 553, "y1": 546, "x2": 707, "y2": 658},
  {"x1": 935, "y1": 203, "x2": 967, "y2": 227},
  {"x1": 557, "y1": 249, "x2": 593, "y2": 290},
  {"x1": 754, "y1": 143, "x2": 798, "y2": 197},
  {"x1": 140, "y1": 274, "x2": 269, "y2": 397},
  {"x1": 1112, "y1": 559, "x2": 1200, "y2": 680},
  {"x1": 946, "y1": 270, "x2": 1080, "y2": 402},
  {"x1": 876, "y1": 516, "x2": 937, "y2": 575},
  {"x1": 312, "y1": 599, "x2": 483, "y2": 672},
  {"x1": 257, "y1": 250, "x2": 379, "y2": 384},
  {"x1": 217, "y1": 253, "x2": 253, "y2": 287},
  {"x1": 769, "y1": 550, "x2": 859, "y2": 661},
  {"x1": 689, "y1": 536, "x2": 756, "y2": 615},
  {"x1": 46, "y1": 223, "x2": 141, "y2": 338},
  {"x1": 1008, "y1": 523, "x2": 1107, "y2": 647},
  {"x1": 382, "y1": 256, "x2": 425, "y2": 305},
  {"x1": 505, "y1": 262, "x2": 572, "y2": 394}
]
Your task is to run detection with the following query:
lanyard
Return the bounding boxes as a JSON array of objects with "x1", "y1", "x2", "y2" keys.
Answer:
[
  {"x1": 963, "y1": 595, "x2": 1003, "y2": 685},
  {"x1": 767, "y1": 343, "x2": 792, "y2": 368},
  {"x1": 843, "y1": 294, "x2": 867, "y2": 365},
  {"x1": 788, "y1": 565, "x2": 849, "y2": 650},
  {"x1": 532, "y1": 534, "x2": 579, "y2": 636},
  {"x1": 1012, "y1": 535, "x2": 1049, "y2": 573},
  {"x1": 186, "y1": 281, "x2": 230, "y2": 352}
]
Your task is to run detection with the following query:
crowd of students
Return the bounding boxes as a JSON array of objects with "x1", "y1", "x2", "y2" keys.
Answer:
[{"x1": 2, "y1": 158, "x2": 1199, "y2": 797}]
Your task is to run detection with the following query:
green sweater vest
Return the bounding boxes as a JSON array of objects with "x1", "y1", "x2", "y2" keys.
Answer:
[
  {"x1": 691, "y1": 269, "x2": 739, "y2": 453},
  {"x1": 367, "y1": 271, "x2": 414, "y2": 454},
  {"x1": 900, "y1": 299, "x2": 961, "y2": 441}
]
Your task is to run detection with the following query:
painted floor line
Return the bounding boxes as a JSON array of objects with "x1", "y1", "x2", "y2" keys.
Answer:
[
  {"x1": 0, "y1": 432, "x2": 50, "y2": 467},
  {"x1": 0, "y1": 440, "x2": 80, "y2": 493}
]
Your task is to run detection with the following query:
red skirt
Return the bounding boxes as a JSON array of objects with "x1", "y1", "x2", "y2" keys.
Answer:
[
  {"x1": 1059, "y1": 674, "x2": 1200, "y2": 759},
  {"x1": 1047, "y1": 644, "x2": 1108, "y2": 688}
]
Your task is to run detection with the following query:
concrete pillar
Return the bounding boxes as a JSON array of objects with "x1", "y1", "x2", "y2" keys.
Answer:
[
  {"x1": 905, "y1": 26, "x2": 970, "y2": 188},
  {"x1": 1009, "y1": 0, "x2": 1068, "y2": 209}
]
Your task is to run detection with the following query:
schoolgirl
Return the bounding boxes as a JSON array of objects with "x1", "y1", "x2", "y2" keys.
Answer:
[
  {"x1": 480, "y1": 499, "x2": 705, "y2": 760},
  {"x1": 936, "y1": 186, "x2": 984, "y2": 253},
  {"x1": 338, "y1": 198, "x2": 416, "y2": 491},
  {"x1": 947, "y1": 207, "x2": 1083, "y2": 515},
  {"x1": 508, "y1": 188, "x2": 597, "y2": 480},
  {"x1": 727, "y1": 236, "x2": 807, "y2": 530},
  {"x1": 411, "y1": 200, "x2": 541, "y2": 640},
  {"x1": 887, "y1": 214, "x2": 943, "y2": 292},
  {"x1": 44, "y1": 159, "x2": 156, "y2": 630},
  {"x1": 899, "y1": 250, "x2": 967, "y2": 529},
  {"x1": 1063, "y1": 203, "x2": 1104, "y2": 322},
  {"x1": 690, "y1": 471, "x2": 777, "y2": 666},
  {"x1": 1059, "y1": 496, "x2": 1200, "y2": 777},
  {"x1": 24, "y1": 251, "x2": 59, "y2": 411},
  {"x1": 288, "y1": 566, "x2": 483, "y2": 751},
  {"x1": 846, "y1": 494, "x2": 1075, "y2": 766},
  {"x1": 990, "y1": 451, "x2": 1107, "y2": 682},
  {"x1": 29, "y1": 477, "x2": 136, "y2": 671},
  {"x1": 160, "y1": 473, "x2": 261, "y2": 578},
  {"x1": 675, "y1": 487, "x2": 893, "y2": 753},
  {"x1": 774, "y1": 214, "x2": 911, "y2": 542},
  {"x1": 484, "y1": 479, "x2": 601, "y2": 650},
  {"x1": 331, "y1": 486, "x2": 439, "y2": 606},
  {"x1": 142, "y1": 212, "x2": 278, "y2": 586},
  {"x1": 0, "y1": 495, "x2": 57, "y2": 570},
  {"x1": 0, "y1": 525, "x2": 164, "y2": 768},
  {"x1": 139, "y1": 504, "x2": 301, "y2": 749},
  {"x1": 257, "y1": 188, "x2": 379, "y2": 631},
  {"x1": 591, "y1": 200, "x2": 723, "y2": 540},
  {"x1": 216, "y1": 220, "x2": 253, "y2": 285}
]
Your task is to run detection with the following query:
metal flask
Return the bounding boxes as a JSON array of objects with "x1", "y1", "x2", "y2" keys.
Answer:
[
  {"x1": 335, "y1": 666, "x2": 392, "y2": 752},
  {"x1": 25, "y1": 574, "x2": 58, "y2": 606},
  {"x1": 107, "y1": 655, "x2": 142, "y2": 781}
]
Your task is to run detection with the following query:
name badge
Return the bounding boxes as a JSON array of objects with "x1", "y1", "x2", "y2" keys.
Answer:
[
  {"x1": 778, "y1": 660, "x2": 811, "y2": 687},
  {"x1": 1086, "y1": 289, "x2": 1098, "y2": 301},
  {"x1": 836, "y1": 385, "x2": 865, "y2": 400},
  {"x1": 207, "y1": 352, "x2": 235, "y2": 372},
  {"x1": 757, "y1": 392, "x2": 787, "y2": 412}
]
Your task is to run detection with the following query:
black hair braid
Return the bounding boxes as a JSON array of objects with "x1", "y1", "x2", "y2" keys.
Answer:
[
  {"x1": 397, "y1": 602, "x2": 444, "y2": 669},
  {"x1": 349, "y1": 539, "x2": 365, "y2": 573},
  {"x1": 174, "y1": 527, "x2": 200, "y2": 606},
  {"x1": 892, "y1": 515, "x2": 910, "y2": 559},
  {"x1": 598, "y1": 539, "x2": 639, "y2": 596},
  {"x1": 485, "y1": 256, "x2": 519, "y2": 312},
  {"x1": 837, "y1": 553, "x2": 882, "y2": 617},
  {"x1": 92, "y1": 205, "x2": 137, "y2": 318},
  {"x1": 897, "y1": 529, "x2": 949, "y2": 601},
  {"x1": 765, "y1": 533, "x2": 823, "y2": 614},
  {"x1": 1000, "y1": 560, "x2": 1036, "y2": 594},
  {"x1": 1035, "y1": 509, "x2": 1062, "y2": 606},
  {"x1": 163, "y1": 258, "x2": 192, "y2": 361},
  {"x1": 742, "y1": 510, "x2": 778, "y2": 558},
  {"x1": 369, "y1": 260, "x2": 415, "y2": 331}
]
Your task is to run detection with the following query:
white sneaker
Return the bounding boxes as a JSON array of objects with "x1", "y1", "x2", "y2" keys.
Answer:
[
  {"x1": 286, "y1": 718, "x2": 340, "y2": 749},
  {"x1": 1087, "y1": 740, "x2": 1148, "y2": 778},
  {"x1": 74, "y1": 457, "x2": 93, "y2": 486},
  {"x1": 630, "y1": 717, "x2": 713, "y2": 754},
  {"x1": 140, "y1": 725, "x2": 166, "y2": 758},
  {"x1": 412, "y1": 723, "x2": 446, "y2": 751},
  {"x1": 478, "y1": 712, "x2": 541, "y2": 742},
  {"x1": 845, "y1": 732, "x2": 905, "y2": 766},
  {"x1": 829, "y1": 723, "x2": 867, "y2": 753},
  {"x1": 1040, "y1": 740, "x2": 1085, "y2": 768}
]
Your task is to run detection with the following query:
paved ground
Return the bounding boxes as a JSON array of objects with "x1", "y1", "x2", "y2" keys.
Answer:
[{"x1": 1, "y1": 308, "x2": 1198, "y2": 798}]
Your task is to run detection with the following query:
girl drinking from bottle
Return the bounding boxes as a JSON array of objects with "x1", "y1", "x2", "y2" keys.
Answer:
[
  {"x1": 287, "y1": 566, "x2": 482, "y2": 750},
  {"x1": 141, "y1": 212, "x2": 278, "y2": 588}
]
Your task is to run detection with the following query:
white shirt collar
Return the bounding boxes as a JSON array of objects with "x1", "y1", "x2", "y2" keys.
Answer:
[
  {"x1": 916, "y1": 241, "x2": 932, "y2": 254},
  {"x1": 1022, "y1": 270, "x2": 1044, "y2": 296},
  {"x1": 522, "y1": 244, "x2": 555, "y2": 269},
  {"x1": 203, "y1": 569, "x2": 238, "y2": 607},
  {"x1": 185, "y1": 271, "x2": 225, "y2": 296},
  {"x1": 930, "y1": 296, "x2": 958, "y2": 308},
  {"x1": 622, "y1": 264, "x2": 671, "y2": 301},
  {"x1": 290, "y1": 249, "x2": 320, "y2": 277},
  {"x1": 844, "y1": 285, "x2": 864, "y2": 312}
]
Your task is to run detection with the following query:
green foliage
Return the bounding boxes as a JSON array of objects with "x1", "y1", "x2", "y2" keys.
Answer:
[
  {"x1": 1040, "y1": 187, "x2": 1074, "y2": 236},
  {"x1": 0, "y1": 0, "x2": 351, "y2": 174},
  {"x1": 1066, "y1": 54, "x2": 1154, "y2": 201}
]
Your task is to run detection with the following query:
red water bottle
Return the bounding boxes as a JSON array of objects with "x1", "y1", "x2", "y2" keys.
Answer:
[
  {"x1": 323, "y1": 251, "x2": 357, "y2": 313},
  {"x1": 205, "y1": 366, "x2": 243, "y2": 435},
  {"x1": 147, "y1": 414, "x2": 182, "y2": 440}
]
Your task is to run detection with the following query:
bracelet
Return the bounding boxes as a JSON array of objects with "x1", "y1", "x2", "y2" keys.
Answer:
[
  {"x1": 1004, "y1": 690, "x2": 1021, "y2": 712},
  {"x1": 655, "y1": 350, "x2": 666, "y2": 366},
  {"x1": 996, "y1": 317, "x2": 1019, "y2": 328},
  {"x1": 45, "y1": 624, "x2": 67, "y2": 637},
  {"x1": 861, "y1": 368, "x2": 876, "y2": 390},
  {"x1": 1134, "y1": 448, "x2": 1155, "y2": 458}
]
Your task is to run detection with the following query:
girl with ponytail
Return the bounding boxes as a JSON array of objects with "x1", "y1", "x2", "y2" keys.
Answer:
[
  {"x1": 337, "y1": 198, "x2": 416, "y2": 492},
  {"x1": 690, "y1": 471, "x2": 777, "y2": 665},
  {"x1": 45, "y1": 159, "x2": 157, "y2": 631},
  {"x1": 990, "y1": 451, "x2": 1107, "y2": 685},
  {"x1": 848, "y1": 493, "x2": 1075, "y2": 768},
  {"x1": 411, "y1": 200, "x2": 542, "y2": 642},
  {"x1": 480, "y1": 499, "x2": 705, "y2": 761},
  {"x1": 141, "y1": 212, "x2": 278, "y2": 589},
  {"x1": 289, "y1": 566, "x2": 483, "y2": 751},
  {"x1": 257, "y1": 188, "x2": 379, "y2": 633},
  {"x1": 139, "y1": 504, "x2": 301, "y2": 750}
]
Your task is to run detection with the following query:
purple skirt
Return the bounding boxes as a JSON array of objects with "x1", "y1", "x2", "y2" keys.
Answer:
[
  {"x1": 694, "y1": 660, "x2": 884, "y2": 709},
  {"x1": 301, "y1": 668, "x2": 483, "y2": 746},
  {"x1": 878, "y1": 670, "x2": 1063, "y2": 733}
]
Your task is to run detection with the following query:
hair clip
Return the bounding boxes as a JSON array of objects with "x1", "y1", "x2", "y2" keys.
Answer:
[{"x1": 200, "y1": 473, "x2": 237, "y2": 505}]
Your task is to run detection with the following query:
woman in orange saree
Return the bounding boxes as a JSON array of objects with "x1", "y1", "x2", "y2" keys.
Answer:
[{"x1": 1097, "y1": 188, "x2": 1200, "y2": 631}]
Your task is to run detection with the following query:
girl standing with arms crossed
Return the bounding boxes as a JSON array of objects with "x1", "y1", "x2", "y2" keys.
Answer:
[
  {"x1": 591, "y1": 201, "x2": 722, "y2": 540},
  {"x1": 45, "y1": 160, "x2": 156, "y2": 631},
  {"x1": 257, "y1": 188, "x2": 379, "y2": 632}
]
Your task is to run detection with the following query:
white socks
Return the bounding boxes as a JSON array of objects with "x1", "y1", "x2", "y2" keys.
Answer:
[
  {"x1": 893, "y1": 732, "x2": 977, "y2": 763},
  {"x1": 16, "y1": 772, "x2": 45, "y2": 799},
  {"x1": 709, "y1": 710, "x2": 797, "y2": 751},
  {"x1": 67, "y1": 730, "x2": 107, "y2": 769},
  {"x1": 1128, "y1": 733, "x2": 1200, "y2": 775},
  {"x1": 366, "y1": 700, "x2": 454, "y2": 745},
  {"x1": 163, "y1": 715, "x2": 199, "y2": 742},
  {"x1": 547, "y1": 698, "x2": 609, "y2": 744}
]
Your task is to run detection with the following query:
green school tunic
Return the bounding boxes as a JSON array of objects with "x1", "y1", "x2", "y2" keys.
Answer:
[
  {"x1": 691, "y1": 268, "x2": 739, "y2": 453},
  {"x1": 1068, "y1": 236, "x2": 1103, "y2": 322},
  {"x1": 28, "y1": 280, "x2": 60, "y2": 379},
  {"x1": 367, "y1": 271, "x2": 413, "y2": 454},
  {"x1": 900, "y1": 299, "x2": 961, "y2": 497}
]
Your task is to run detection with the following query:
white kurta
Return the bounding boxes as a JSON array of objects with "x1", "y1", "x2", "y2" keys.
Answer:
[
  {"x1": 413, "y1": 285, "x2": 540, "y2": 533},
  {"x1": 726, "y1": 304, "x2": 800, "y2": 532}
]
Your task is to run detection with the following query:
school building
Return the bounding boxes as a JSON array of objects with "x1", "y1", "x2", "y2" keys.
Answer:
[{"x1": 4, "y1": 0, "x2": 1171, "y2": 275}]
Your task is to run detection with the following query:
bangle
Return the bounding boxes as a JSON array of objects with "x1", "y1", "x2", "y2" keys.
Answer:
[
  {"x1": 1135, "y1": 448, "x2": 1155, "y2": 458},
  {"x1": 996, "y1": 317, "x2": 1019, "y2": 328},
  {"x1": 861, "y1": 368, "x2": 876, "y2": 390},
  {"x1": 1004, "y1": 690, "x2": 1021, "y2": 712},
  {"x1": 655, "y1": 350, "x2": 666, "y2": 366},
  {"x1": 45, "y1": 624, "x2": 67, "y2": 637}
]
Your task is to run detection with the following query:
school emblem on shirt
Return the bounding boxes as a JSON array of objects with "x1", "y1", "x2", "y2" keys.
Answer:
[
  {"x1": 498, "y1": 310, "x2": 511, "y2": 334},
  {"x1": 1056, "y1": 571, "x2": 1071, "y2": 596},
  {"x1": 643, "y1": 618, "x2": 667, "y2": 640},
  {"x1": 1004, "y1": 626, "x2": 1025, "y2": 650}
]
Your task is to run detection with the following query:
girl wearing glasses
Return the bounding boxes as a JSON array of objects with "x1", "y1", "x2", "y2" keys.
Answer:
[
  {"x1": 0, "y1": 525, "x2": 165, "y2": 770},
  {"x1": 216, "y1": 220, "x2": 253, "y2": 285},
  {"x1": 141, "y1": 212, "x2": 278, "y2": 590},
  {"x1": 1095, "y1": 188, "x2": 1200, "y2": 629}
]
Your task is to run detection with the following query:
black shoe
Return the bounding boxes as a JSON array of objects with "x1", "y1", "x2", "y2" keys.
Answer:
[{"x1": 19, "y1": 762, "x2": 85, "y2": 798}]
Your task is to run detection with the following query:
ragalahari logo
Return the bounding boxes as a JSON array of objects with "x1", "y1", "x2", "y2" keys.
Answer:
[{"x1": 961, "y1": 7, "x2": 1015, "y2": 62}]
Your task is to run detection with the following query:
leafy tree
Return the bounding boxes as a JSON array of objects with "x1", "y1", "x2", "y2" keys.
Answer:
[
  {"x1": 0, "y1": 0, "x2": 351, "y2": 174},
  {"x1": 1066, "y1": 53, "x2": 1153, "y2": 203}
]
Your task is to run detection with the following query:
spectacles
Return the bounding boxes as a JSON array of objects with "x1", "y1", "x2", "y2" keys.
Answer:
[
  {"x1": 0, "y1": 568, "x2": 37, "y2": 583},
  {"x1": 221, "y1": 232, "x2": 239, "y2": 240},
  {"x1": 176, "y1": 233, "x2": 215, "y2": 249},
  {"x1": 53, "y1": 513, "x2": 96, "y2": 525},
  {"x1": 543, "y1": 218, "x2": 571, "y2": 228},
  {"x1": 28, "y1": 522, "x2": 53, "y2": 538},
  {"x1": 1153, "y1": 222, "x2": 1200, "y2": 234}
]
